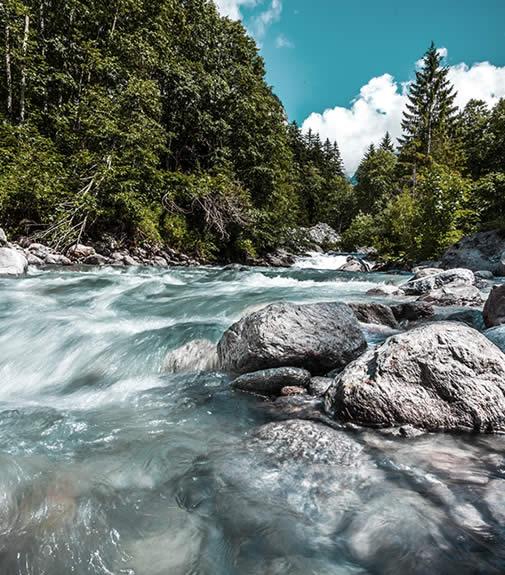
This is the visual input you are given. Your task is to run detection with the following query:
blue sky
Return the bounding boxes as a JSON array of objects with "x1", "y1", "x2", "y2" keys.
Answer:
[{"x1": 215, "y1": 0, "x2": 505, "y2": 173}]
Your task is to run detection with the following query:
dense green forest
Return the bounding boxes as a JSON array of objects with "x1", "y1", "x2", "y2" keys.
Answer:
[{"x1": 0, "y1": 0, "x2": 504, "y2": 262}]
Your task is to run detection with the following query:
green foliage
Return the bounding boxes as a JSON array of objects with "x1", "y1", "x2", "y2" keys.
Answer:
[
  {"x1": 399, "y1": 42, "x2": 461, "y2": 171},
  {"x1": 354, "y1": 147, "x2": 398, "y2": 214}
]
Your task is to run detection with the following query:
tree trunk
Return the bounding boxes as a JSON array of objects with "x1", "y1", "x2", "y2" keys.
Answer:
[
  {"x1": 19, "y1": 13, "x2": 30, "y2": 124},
  {"x1": 4, "y1": 16, "x2": 12, "y2": 118}
]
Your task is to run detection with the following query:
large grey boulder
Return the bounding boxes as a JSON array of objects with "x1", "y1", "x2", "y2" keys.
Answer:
[
  {"x1": 402, "y1": 268, "x2": 475, "y2": 295},
  {"x1": 483, "y1": 284, "x2": 505, "y2": 328},
  {"x1": 418, "y1": 285, "x2": 483, "y2": 307},
  {"x1": 0, "y1": 247, "x2": 28, "y2": 275},
  {"x1": 305, "y1": 223, "x2": 340, "y2": 247},
  {"x1": 440, "y1": 230, "x2": 505, "y2": 274},
  {"x1": 0, "y1": 228, "x2": 7, "y2": 245},
  {"x1": 325, "y1": 322, "x2": 505, "y2": 432},
  {"x1": 349, "y1": 303, "x2": 400, "y2": 329},
  {"x1": 217, "y1": 302, "x2": 367, "y2": 376},
  {"x1": 231, "y1": 367, "x2": 311, "y2": 395}
]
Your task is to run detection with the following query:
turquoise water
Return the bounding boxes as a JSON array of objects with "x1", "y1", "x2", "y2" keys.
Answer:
[{"x1": 0, "y1": 262, "x2": 504, "y2": 574}]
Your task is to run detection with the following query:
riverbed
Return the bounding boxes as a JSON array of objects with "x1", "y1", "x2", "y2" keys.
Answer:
[{"x1": 1, "y1": 258, "x2": 504, "y2": 574}]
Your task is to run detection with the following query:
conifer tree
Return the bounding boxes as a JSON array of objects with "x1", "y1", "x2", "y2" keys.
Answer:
[
  {"x1": 380, "y1": 131, "x2": 395, "y2": 153},
  {"x1": 399, "y1": 42, "x2": 459, "y2": 167}
]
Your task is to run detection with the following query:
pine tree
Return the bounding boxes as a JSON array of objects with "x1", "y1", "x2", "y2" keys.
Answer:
[
  {"x1": 380, "y1": 131, "x2": 395, "y2": 153},
  {"x1": 399, "y1": 42, "x2": 459, "y2": 167}
]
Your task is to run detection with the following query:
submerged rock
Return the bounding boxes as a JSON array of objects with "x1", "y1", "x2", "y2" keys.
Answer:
[
  {"x1": 0, "y1": 247, "x2": 28, "y2": 275},
  {"x1": 402, "y1": 268, "x2": 475, "y2": 295},
  {"x1": 217, "y1": 301, "x2": 367, "y2": 376},
  {"x1": 231, "y1": 367, "x2": 311, "y2": 395},
  {"x1": 325, "y1": 322, "x2": 505, "y2": 432},
  {"x1": 162, "y1": 339, "x2": 218, "y2": 373},
  {"x1": 349, "y1": 303, "x2": 400, "y2": 329},
  {"x1": 483, "y1": 284, "x2": 505, "y2": 328},
  {"x1": 250, "y1": 419, "x2": 364, "y2": 464},
  {"x1": 440, "y1": 230, "x2": 505, "y2": 274}
]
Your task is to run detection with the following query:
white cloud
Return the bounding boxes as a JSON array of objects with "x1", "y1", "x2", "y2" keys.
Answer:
[
  {"x1": 275, "y1": 34, "x2": 294, "y2": 49},
  {"x1": 303, "y1": 74, "x2": 406, "y2": 176},
  {"x1": 303, "y1": 55, "x2": 505, "y2": 176},
  {"x1": 449, "y1": 61, "x2": 505, "y2": 109},
  {"x1": 253, "y1": 0, "x2": 282, "y2": 37},
  {"x1": 213, "y1": 0, "x2": 257, "y2": 21},
  {"x1": 213, "y1": 0, "x2": 282, "y2": 39}
]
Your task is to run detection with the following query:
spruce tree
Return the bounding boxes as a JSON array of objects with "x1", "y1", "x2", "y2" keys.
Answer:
[
  {"x1": 380, "y1": 132, "x2": 395, "y2": 153},
  {"x1": 399, "y1": 42, "x2": 459, "y2": 167}
]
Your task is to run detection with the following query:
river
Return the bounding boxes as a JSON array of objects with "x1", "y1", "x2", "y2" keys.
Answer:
[{"x1": 0, "y1": 257, "x2": 504, "y2": 574}]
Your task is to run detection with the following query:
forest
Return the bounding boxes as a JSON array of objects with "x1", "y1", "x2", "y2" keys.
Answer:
[{"x1": 0, "y1": 0, "x2": 504, "y2": 263}]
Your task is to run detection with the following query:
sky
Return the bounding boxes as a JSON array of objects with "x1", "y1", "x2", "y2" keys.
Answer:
[{"x1": 214, "y1": 0, "x2": 505, "y2": 174}]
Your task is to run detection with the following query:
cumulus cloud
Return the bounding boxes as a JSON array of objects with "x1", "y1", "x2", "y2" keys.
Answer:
[
  {"x1": 213, "y1": 0, "x2": 257, "y2": 20},
  {"x1": 253, "y1": 0, "x2": 282, "y2": 37},
  {"x1": 275, "y1": 34, "x2": 294, "y2": 48},
  {"x1": 303, "y1": 74, "x2": 406, "y2": 176},
  {"x1": 213, "y1": 0, "x2": 282, "y2": 38},
  {"x1": 303, "y1": 54, "x2": 505, "y2": 176}
]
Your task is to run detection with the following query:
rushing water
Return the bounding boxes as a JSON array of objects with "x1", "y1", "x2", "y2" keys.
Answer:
[{"x1": 1, "y1": 260, "x2": 505, "y2": 575}]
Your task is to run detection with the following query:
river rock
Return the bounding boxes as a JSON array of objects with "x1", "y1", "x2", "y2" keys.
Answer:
[
  {"x1": 217, "y1": 302, "x2": 367, "y2": 376},
  {"x1": 484, "y1": 326, "x2": 505, "y2": 353},
  {"x1": 45, "y1": 253, "x2": 72, "y2": 265},
  {"x1": 402, "y1": 268, "x2": 475, "y2": 295},
  {"x1": 409, "y1": 267, "x2": 441, "y2": 280},
  {"x1": 366, "y1": 284, "x2": 405, "y2": 297},
  {"x1": 475, "y1": 270, "x2": 494, "y2": 280},
  {"x1": 26, "y1": 253, "x2": 44, "y2": 266},
  {"x1": 440, "y1": 230, "x2": 505, "y2": 274},
  {"x1": 441, "y1": 309, "x2": 485, "y2": 331},
  {"x1": 231, "y1": 367, "x2": 311, "y2": 395},
  {"x1": 391, "y1": 301, "x2": 435, "y2": 323},
  {"x1": 325, "y1": 322, "x2": 505, "y2": 432},
  {"x1": 306, "y1": 223, "x2": 340, "y2": 247},
  {"x1": 83, "y1": 253, "x2": 108, "y2": 265},
  {"x1": 67, "y1": 244, "x2": 96, "y2": 259},
  {"x1": 418, "y1": 285, "x2": 483, "y2": 307},
  {"x1": 251, "y1": 419, "x2": 364, "y2": 464},
  {"x1": 339, "y1": 256, "x2": 370, "y2": 273},
  {"x1": 163, "y1": 339, "x2": 218, "y2": 372},
  {"x1": 27, "y1": 243, "x2": 53, "y2": 259},
  {"x1": 309, "y1": 377, "x2": 333, "y2": 397},
  {"x1": 483, "y1": 284, "x2": 505, "y2": 328},
  {"x1": 0, "y1": 247, "x2": 28, "y2": 275},
  {"x1": 0, "y1": 228, "x2": 7, "y2": 245},
  {"x1": 265, "y1": 248, "x2": 295, "y2": 267},
  {"x1": 349, "y1": 303, "x2": 400, "y2": 329}
]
